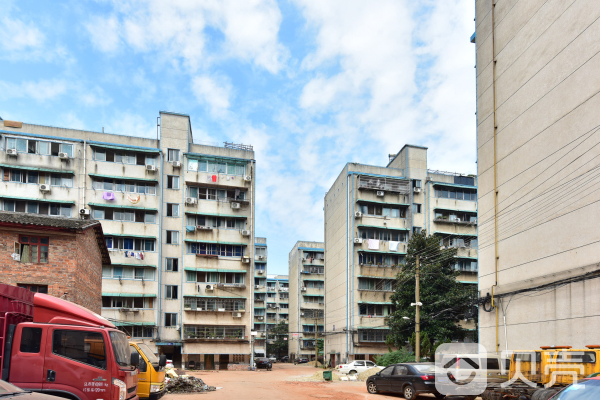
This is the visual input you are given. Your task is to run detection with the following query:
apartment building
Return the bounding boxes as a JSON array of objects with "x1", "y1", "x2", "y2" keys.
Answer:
[
  {"x1": 324, "y1": 145, "x2": 477, "y2": 366},
  {"x1": 475, "y1": 0, "x2": 600, "y2": 351},
  {"x1": 253, "y1": 237, "x2": 268, "y2": 356},
  {"x1": 288, "y1": 241, "x2": 325, "y2": 361},
  {"x1": 0, "y1": 112, "x2": 256, "y2": 370}
]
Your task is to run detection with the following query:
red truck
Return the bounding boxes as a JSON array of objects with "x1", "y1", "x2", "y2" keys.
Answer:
[{"x1": 0, "y1": 284, "x2": 139, "y2": 400}]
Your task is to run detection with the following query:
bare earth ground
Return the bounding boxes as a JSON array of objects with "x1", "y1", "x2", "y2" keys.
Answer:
[{"x1": 162, "y1": 363, "x2": 454, "y2": 400}]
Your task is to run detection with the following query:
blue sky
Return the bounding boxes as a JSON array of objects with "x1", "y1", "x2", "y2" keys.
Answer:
[{"x1": 0, "y1": 0, "x2": 476, "y2": 275}]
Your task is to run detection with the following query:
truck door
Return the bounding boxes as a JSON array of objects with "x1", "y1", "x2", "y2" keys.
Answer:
[
  {"x1": 130, "y1": 345, "x2": 149, "y2": 398},
  {"x1": 43, "y1": 327, "x2": 112, "y2": 400},
  {"x1": 8, "y1": 324, "x2": 47, "y2": 390}
]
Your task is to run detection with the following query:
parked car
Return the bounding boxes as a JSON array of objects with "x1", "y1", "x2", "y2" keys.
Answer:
[
  {"x1": 550, "y1": 377, "x2": 600, "y2": 399},
  {"x1": 280, "y1": 356, "x2": 289, "y2": 363},
  {"x1": 296, "y1": 358, "x2": 309, "y2": 364},
  {"x1": 339, "y1": 360, "x2": 383, "y2": 376},
  {"x1": 366, "y1": 362, "x2": 444, "y2": 400},
  {"x1": 255, "y1": 357, "x2": 272, "y2": 370},
  {"x1": 0, "y1": 379, "x2": 62, "y2": 400},
  {"x1": 268, "y1": 356, "x2": 277, "y2": 363}
]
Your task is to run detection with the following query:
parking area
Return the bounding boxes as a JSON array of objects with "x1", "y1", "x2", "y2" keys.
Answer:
[{"x1": 163, "y1": 363, "x2": 448, "y2": 400}]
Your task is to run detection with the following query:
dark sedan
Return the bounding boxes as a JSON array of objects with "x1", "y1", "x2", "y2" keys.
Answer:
[
  {"x1": 366, "y1": 362, "x2": 444, "y2": 400},
  {"x1": 255, "y1": 357, "x2": 272, "y2": 370}
]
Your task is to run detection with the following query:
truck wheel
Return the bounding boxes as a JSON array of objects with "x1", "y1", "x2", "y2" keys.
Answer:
[{"x1": 541, "y1": 389, "x2": 559, "y2": 400}]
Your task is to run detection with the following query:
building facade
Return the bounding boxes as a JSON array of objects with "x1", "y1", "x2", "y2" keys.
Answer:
[
  {"x1": 0, "y1": 211, "x2": 110, "y2": 313},
  {"x1": 288, "y1": 241, "x2": 325, "y2": 361},
  {"x1": 475, "y1": 0, "x2": 600, "y2": 352},
  {"x1": 324, "y1": 145, "x2": 478, "y2": 365},
  {"x1": 0, "y1": 112, "x2": 256, "y2": 369},
  {"x1": 253, "y1": 237, "x2": 268, "y2": 356}
]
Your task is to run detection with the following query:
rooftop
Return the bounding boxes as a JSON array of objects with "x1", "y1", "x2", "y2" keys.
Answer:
[{"x1": 0, "y1": 211, "x2": 102, "y2": 230}]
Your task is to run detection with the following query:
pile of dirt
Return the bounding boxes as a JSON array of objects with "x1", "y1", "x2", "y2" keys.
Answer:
[
  {"x1": 291, "y1": 371, "x2": 341, "y2": 382},
  {"x1": 357, "y1": 367, "x2": 382, "y2": 381},
  {"x1": 306, "y1": 360, "x2": 323, "y2": 367},
  {"x1": 165, "y1": 375, "x2": 217, "y2": 393}
]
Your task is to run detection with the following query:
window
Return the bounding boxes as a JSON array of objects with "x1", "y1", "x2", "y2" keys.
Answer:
[
  {"x1": 413, "y1": 227, "x2": 422, "y2": 234},
  {"x1": 166, "y1": 203, "x2": 179, "y2": 217},
  {"x1": 359, "y1": 228, "x2": 407, "y2": 242},
  {"x1": 93, "y1": 148, "x2": 156, "y2": 165},
  {"x1": 166, "y1": 230, "x2": 179, "y2": 244},
  {"x1": 165, "y1": 313, "x2": 178, "y2": 327},
  {"x1": 359, "y1": 304, "x2": 395, "y2": 316},
  {"x1": 184, "y1": 297, "x2": 246, "y2": 311},
  {"x1": 104, "y1": 237, "x2": 155, "y2": 252},
  {"x1": 17, "y1": 236, "x2": 49, "y2": 263},
  {"x1": 435, "y1": 187, "x2": 477, "y2": 201},
  {"x1": 166, "y1": 258, "x2": 179, "y2": 272},
  {"x1": 187, "y1": 157, "x2": 247, "y2": 176},
  {"x1": 359, "y1": 329, "x2": 389, "y2": 342},
  {"x1": 52, "y1": 330, "x2": 106, "y2": 369},
  {"x1": 5, "y1": 137, "x2": 73, "y2": 158},
  {"x1": 165, "y1": 285, "x2": 178, "y2": 300},
  {"x1": 102, "y1": 267, "x2": 155, "y2": 280},
  {"x1": 91, "y1": 178, "x2": 156, "y2": 195},
  {"x1": 167, "y1": 149, "x2": 181, "y2": 162},
  {"x1": 120, "y1": 326, "x2": 153, "y2": 338},
  {"x1": 188, "y1": 186, "x2": 247, "y2": 202},
  {"x1": 412, "y1": 203, "x2": 422, "y2": 213},
  {"x1": 20, "y1": 327, "x2": 43, "y2": 353},
  {"x1": 187, "y1": 243, "x2": 244, "y2": 257},
  {"x1": 2, "y1": 168, "x2": 73, "y2": 187},
  {"x1": 101, "y1": 296, "x2": 154, "y2": 308},
  {"x1": 186, "y1": 214, "x2": 245, "y2": 230},
  {"x1": 359, "y1": 253, "x2": 405, "y2": 267},
  {"x1": 358, "y1": 204, "x2": 406, "y2": 218},
  {"x1": 17, "y1": 284, "x2": 48, "y2": 294},
  {"x1": 167, "y1": 175, "x2": 180, "y2": 189},
  {"x1": 413, "y1": 180, "x2": 422, "y2": 188}
]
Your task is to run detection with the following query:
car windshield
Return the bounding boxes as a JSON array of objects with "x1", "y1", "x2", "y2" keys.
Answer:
[
  {"x1": 0, "y1": 380, "x2": 24, "y2": 394},
  {"x1": 554, "y1": 380, "x2": 600, "y2": 399},
  {"x1": 413, "y1": 364, "x2": 437, "y2": 373},
  {"x1": 136, "y1": 343, "x2": 159, "y2": 364},
  {"x1": 109, "y1": 331, "x2": 131, "y2": 366}
]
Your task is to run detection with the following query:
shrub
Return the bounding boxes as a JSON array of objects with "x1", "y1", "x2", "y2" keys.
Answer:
[{"x1": 375, "y1": 348, "x2": 414, "y2": 366}]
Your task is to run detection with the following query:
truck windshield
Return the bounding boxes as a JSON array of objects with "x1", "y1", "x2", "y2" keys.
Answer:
[
  {"x1": 109, "y1": 331, "x2": 131, "y2": 367},
  {"x1": 136, "y1": 343, "x2": 159, "y2": 364}
]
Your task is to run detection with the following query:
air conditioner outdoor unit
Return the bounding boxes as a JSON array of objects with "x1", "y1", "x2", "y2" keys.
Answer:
[
  {"x1": 414, "y1": 187, "x2": 422, "y2": 193},
  {"x1": 255, "y1": 285, "x2": 260, "y2": 289},
  {"x1": 233, "y1": 312, "x2": 242, "y2": 318},
  {"x1": 206, "y1": 284, "x2": 214, "y2": 291},
  {"x1": 231, "y1": 202, "x2": 241, "y2": 209},
  {"x1": 39, "y1": 184, "x2": 51, "y2": 193},
  {"x1": 241, "y1": 230, "x2": 250, "y2": 236},
  {"x1": 6, "y1": 148, "x2": 17, "y2": 156},
  {"x1": 301, "y1": 287, "x2": 307, "y2": 292},
  {"x1": 257, "y1": 270, "x2": 264, "y2": 274},
  {"x1": 244, "y1": 175, "x2": 252, "y2": 182},
  {"x1": 242, "y1": 256, "x2": 250, "y2": 263},
  {"x1": 197, "y1": 226, "x2": 212, "y2": 231},
  {"x1": 376, "y1": 191, "x2": 385, "y2": 197},
  {"x1": 58, "y1": 152, "x2": 70, "y2": 160},
  {"x1": 426, "y1": 176, "x2": 432, "y2": 181},
  {"x1": 353, "y1": 238, "x2": 363, "y2": 244},
  {"x1": 145, "y1": 165, "x2": 157, "y2": 172},
  {"x1": 300, "y1": 313, "x2": 305, "y2": 316},
  {"x1": 172, "y1": 161, "x2": 182, "y2": 168},
  {"x1": 354, "y1": 211, "x2": 362, "y2": 219},
  {"x1": 258, "y1": 255, "x2": 264, "y2": 260},
  {"x1": 185, "y1": 197, "x2": 197, "y2": 205},
  {"x1": 257, "y1": 316, "x2": 264, "y2": 320},
  {"x1": 79, "y1": 208, "x2": 90, "y2": 216}
]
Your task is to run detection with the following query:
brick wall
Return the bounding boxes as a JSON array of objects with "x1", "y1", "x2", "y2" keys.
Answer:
[{"x1": 0, "y1": 226, "x2": 103, "y2": 313}]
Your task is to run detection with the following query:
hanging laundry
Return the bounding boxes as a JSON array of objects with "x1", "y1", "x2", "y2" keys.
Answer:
[
  {"x1": 103, "y1": 192, "x2": 116, "y2": 201},
  {"x1": 212, "y1": 175, "x2": 217, "y2": 183},
  {"x1": 140, "y1": 252, "x2": 144, "y2": 260},
  {"x1": 389, "y1": 241, "x2": 400, "y2": 252},
  {"x1": 235, "y1": 189, "x2": 240, "y2": 199},
  {"x1": 135, "y1": 252, "x2": 142, "y2": 260},
  {"x1": 124, "y1": 251, "x2": 129, "y2": 258},
  {"x1": 368, "y1": 239, "x2": 380, "y2": 250},
  {"x1": 127, "y1": 195, "x2": 141, "y2": 204},
  {"x1": 207, "y1": 175, "x2": 212, "y2": 182},
  {"x1": 186, "y1": 225, "x2": 196, "y2": 232}
]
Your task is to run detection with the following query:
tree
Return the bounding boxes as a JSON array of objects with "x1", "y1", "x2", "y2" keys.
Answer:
[
  {"x1": 268, "y1": 322, "x2": 289, "y2": 358},
  {"x1": 386, "y1": 230, "x2": 477, "y2": 351}
]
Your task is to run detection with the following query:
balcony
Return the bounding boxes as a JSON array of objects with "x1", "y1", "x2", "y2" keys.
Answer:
[
  {"x1": 266, "y1": 287, "x2": 276, "y2": 292},
  {"x1": 278, "y1": 287, "x2": 289, "y2": 292},
  {"x1": 434, "y1": 216, "x2": 477, "y2": 226},
  {"x1": 183, "y1": 325, "x2": 247, "y2": 342},
  {"x1": 357, "y1": 175, "x2": 410, "y2": 194},
  {"x1": 354, "y1": 238, "x2": 407, "y2": 254},
  {"x1": 216, "y1": 283, "x2": 246, "y2": 289}
]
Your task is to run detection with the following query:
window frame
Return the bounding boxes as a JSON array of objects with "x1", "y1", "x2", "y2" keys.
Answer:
[{"x1": 18, "y1": 235, "x2": 49, "y2": 264}]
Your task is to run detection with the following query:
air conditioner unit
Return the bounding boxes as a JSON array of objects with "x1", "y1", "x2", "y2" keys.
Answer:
[
  {"x1": 58, "y1": 152, "x2": 70, "y2": 160},
  {"x1": 197, "y1": 226, "x2": 212, "y2": 231},
  {"x1": 376, "y1": 191, "x2": 385, "y2": 197},
  {"x1": 258, "y1": 255, "x2": 264, "y2": 260},
  {"x1": 319, "y1": 302, "x2": 324, "y2": 306},
  {"x1": 300, "y1": 313, "x2": 305, "y2": 317},
  {"x1": 242, "y1": 256, "x2": 250, "y2": 263},
  {"x1": 353, "y1": 238, "x2": 363, "y2": 244},
  {"x1": 39, "y1": 184, "x2": 51, "y2": 193},
  {"x1": 231, "y1": 202, "x2": 241, "y2": 209},
  {"x1": 233, "y1": 312, "x2": 242, "y2": 318},
  {"x1": 255, "y1": 285, "x2": 261, "y2": 289},
  {"x1": 6, "y1": 148, "x2": 17, "y2": 156},
  {"x1": 426, "y1": 176, "x2": 432, "y2": 181},
  {"x1": 206, "y1": 284, "x2": 214, "y2": 291},
  {"x1": 301, "y1": 287, "x2": 307, "y2": 292},
  {"x1": 185, "y1": 197, "x2": 197, "y2": 205},
  {"x1": 218, "y1": 308, "x2": 226, "y2": 312},
  {"x1": 79, "y1": 208, "x2": 90, "y2": 216},
  {"x1": 257, "y1": 270, "x2": 264, "y2": 274},
  {"x1": 244, "y1": 175, "x2": 252, "y2": 182},
  {"x1": 172, "y1": 161, "x2": 182, "y2": 168},
  {"x1": 354, "y1": 211, "x2": 362, "y2": 219},
  {"x1": 414, "y1": 187, "x2": 422, "y2": 193},
  {"x1": 145, "y1": 165, "x2": 157, "y2": 172},
  {"x1": 241, "y1": 230, "x2": 250, "y2": 236}
]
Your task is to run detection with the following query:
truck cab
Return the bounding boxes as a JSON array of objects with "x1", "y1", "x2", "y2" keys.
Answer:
[{"x1": 129, "y1": 342, "x2": 166, "y2": 400}]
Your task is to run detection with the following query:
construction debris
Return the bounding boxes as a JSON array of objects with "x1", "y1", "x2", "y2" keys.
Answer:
[
  {"x1": 357, "y1": 367, "x2": 382, "y2": 381},
  {"x1": 165, "y1": 375, "x2": 216, "y2": 394},
  {"x1": 306, "y1": 360, "x2": 323, "y2": 367}
]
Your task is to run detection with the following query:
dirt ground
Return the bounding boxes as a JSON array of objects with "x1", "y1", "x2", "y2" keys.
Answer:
[{"x1": 162, "y1": 363, "x2": 458, "y2": 400}]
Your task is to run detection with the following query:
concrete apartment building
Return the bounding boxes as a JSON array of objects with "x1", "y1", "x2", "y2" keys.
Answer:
[
  {"x1": 324, "y1": 145, "x2": 478, "y2": 365},
  {"x1": 288, "y1": 241, "x2": 326, "y2": 361},
  {"x1": 253, "y1": 237, "x2": 268, "y2": 356},
  {"x1": 475, "y1": 0, "x2": 600, "y2": 352},
  {"x1": 0, "y1": 112, "x2": 256, "y2": 370},
  {"x1": 0, "y1": 211, "x2": 110, "y2": 313}
]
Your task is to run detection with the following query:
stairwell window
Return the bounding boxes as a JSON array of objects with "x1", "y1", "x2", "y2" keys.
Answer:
[
  {"x1": 165, "y1": 285, "x2": 178, "y2": 300},
  {"x1": 412, "y1": 203, "x2": 422, "y2": 213},
  {"x1": 166, "y1": 258, "x2": 179, "y2": 272},
  {"x1": 167, "y1": 149, "x2": 181, "y2": 162},
  {"x1": 167, "y1": 175, "x2": 180, "y2": 189},
  {"x1": 164, "y1": 313, "x2": 177, "y2": 327},
  {"x1": 166, "y1": 231, "x2": 179, "y2": 244},
  {"x1": 166, "y1": 203, "x2": 180, "y2": 217}
]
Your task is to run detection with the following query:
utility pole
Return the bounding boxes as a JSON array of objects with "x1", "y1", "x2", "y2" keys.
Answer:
[{"x1": 415, "y1": 254, "x2": 420, "y2": 362}]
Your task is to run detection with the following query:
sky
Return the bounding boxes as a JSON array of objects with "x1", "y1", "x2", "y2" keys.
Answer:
[{"x1": 0, "y1": 0, "x2": 477, "y2": 275}]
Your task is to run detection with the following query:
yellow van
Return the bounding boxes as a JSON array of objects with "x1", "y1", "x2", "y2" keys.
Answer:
[{"x1": 130, "y1": 342, "x2": 167, "y2": 399}]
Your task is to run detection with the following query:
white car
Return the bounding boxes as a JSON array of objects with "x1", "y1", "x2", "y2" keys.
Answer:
[
  {"x1": 338, "y1": 360, "x2": 382, "y2": 375},
  {"x1": 268, "y1": 356, "x2": 277, "y2": 363}
]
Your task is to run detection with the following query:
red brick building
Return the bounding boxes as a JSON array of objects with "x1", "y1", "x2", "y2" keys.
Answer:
[{"x1": 0, "y1": 211, "x2": 110, "y2": 313}]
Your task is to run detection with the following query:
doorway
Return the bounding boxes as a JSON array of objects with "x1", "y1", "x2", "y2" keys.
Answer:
[{"x1": 205, "y1": 355, "x2": 214, "y2": 370}]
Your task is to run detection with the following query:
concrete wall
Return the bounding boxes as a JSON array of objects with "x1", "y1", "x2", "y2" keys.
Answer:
[{"x1": 476, "y1": 0, "x2": 600, "y2": 351}]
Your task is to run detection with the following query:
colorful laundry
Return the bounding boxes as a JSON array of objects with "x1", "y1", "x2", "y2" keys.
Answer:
[{"x1": 103, "y1": 192, "x2": 115, "y2": 200}]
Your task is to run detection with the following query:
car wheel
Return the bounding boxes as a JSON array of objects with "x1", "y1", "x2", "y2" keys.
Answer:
[
  {"x1": 403, "y1": 384, "x2": 416, "y2": 400},
  {"x1": 434, "y1": 394, "x2": 445, "y2": 399},
  {"x1": 367, "y1": 382, "x2": 379, "y2": 394},
  {"x1": 349, "y1": 370, "x2": 357, "y2": 377}
]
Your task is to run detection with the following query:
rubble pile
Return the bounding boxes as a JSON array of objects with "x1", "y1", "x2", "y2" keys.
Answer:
[
  {"x1": 357, "y1": 367, "x2": 381, "y2": 381},
  {"x1": 165, "y1": 374, "x2": 216, "y2": 394}
]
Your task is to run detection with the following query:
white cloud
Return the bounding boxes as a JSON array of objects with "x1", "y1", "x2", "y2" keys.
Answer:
[
  {"x1": 0, "y1": 17, "x2": 45, "y2": 52},
  {"x1": 103, "y1": 111, "x2": 156, "y2": 139},
  {"x1": 60, "y1": 112, "x2": 87, "y2": 130},
  {"x1": 191, "y1": 75, "x2": 232, "y2": 116},
  {"x1": 0, "y1": 79, "x2": 67, "y2": 101},
  {"x1": 85, "y1": 15, "x2": 121, "y2": 53}
]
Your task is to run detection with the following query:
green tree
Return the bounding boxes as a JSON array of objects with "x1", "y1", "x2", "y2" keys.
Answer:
[
  {"x1": 268, "y1": 322, "x2": 289, "y2": 358},
  {"x1": 386, "y1": 230, "x2": 477, "y2": 352}
]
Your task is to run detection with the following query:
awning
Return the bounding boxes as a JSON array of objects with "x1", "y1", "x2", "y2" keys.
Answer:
[
  {"x1": 356, "y1": 199, "x2": 409, "y2": 206},
  {"x1": 110, "y1": 263, "x2": 156, "y2": 268},
  {"x1": 0, "y1": 163, "x2": 75, "y2": 175},
  {"x1": 432, "y1": 182, "x2": 477, "y2": 189},
  {"x1": 358, "y1": 301, "x2": 393, "y2": 305},
  {"x1": 184, "y1": 239, "x2": 248, "y2": 246},
  {"x1": 88, "y1": 141, "x2": 160, "y2": 154},
  {"x1": 184, "y1": 267, "x2": 247, "y2": 273},
  {"x1": 302, "y1": 294, "x2": 324, "y2": 297},
  {"x1": 357, "y1": 224, "x2": 409, "y2": 231},
  {"x1": 434, "y1": 207, "x2": 477, "y2": 214},
  {"x1": 104, "y1": 233, "x2": 156, "y2": 239},
  {"x1": 102, "y1": 293, "x2": 156, "y2": 297},
  {"x1": 88, "y1": 173, "x2": 158, "y2": 182},
  {"x1": 357, "y1": 249, "x2": 407, "y2": 255},
  {"x1": 298, "y1": 247, "x2": 324, "y2": 252},
  {"x1": 88, "y1": 203, "x2": 158, "y2": 212},
  {"x1": 432, "y1": 231, "x2": 477, "y2": 237},
  {"x1": 357, "y1": 326, "x2": 390, "y2": 330},
  {"x1": 255, "y1": 243, "x2": 267, "y2": 247},
  {"x1": 112, "y1": 322, "x2": 156, "y2": 327},
  {"x1": 185, "y1": 211, "x2": 247, "y2": 219},
  {"x1": 357, "y1": 275, "x2": 395, "y2": 279},
  {"x1": 458, "y1": 281, "x2": 478, "y2": 285},
  {"x1": 254, "y1": 350, "x2": 266, "y2": 355},
  {"x1": 302, "y1": 279, "x2": 324, "y2": 282},
  {"x1": 183, "y1": 295, "x2": 247, "y2": 299},
  {"x1": 0, "y1": 195, "x2": 75, "y2": 205}
]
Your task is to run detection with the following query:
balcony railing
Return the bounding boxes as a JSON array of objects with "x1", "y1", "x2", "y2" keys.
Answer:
[
  {"x1": 267, "y1": 287, "x2": 276, "y2": 292},
  {"x1": 357, "y1": 175, "x2": 410, "y2": 194},
  {"x1": 216, "y1": 283, "x2": 246, "y2": 289},
  {"x1": 184, "y1": 325, "x2": 245, "y2": 340},
  {"x1": 278, "y1": 287, "x2": 289, "y2": 292},
  {"x1": 435, "y1": 217, "x2": 477, "y2": 226}
]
